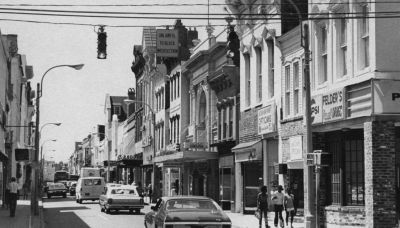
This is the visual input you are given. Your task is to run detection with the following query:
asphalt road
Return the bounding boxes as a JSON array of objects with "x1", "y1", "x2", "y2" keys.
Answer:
[{"x1": 42, "y1": 194, "x2": 150, "y2": 228}]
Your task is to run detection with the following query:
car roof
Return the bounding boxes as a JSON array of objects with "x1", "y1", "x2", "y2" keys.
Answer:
[
  {"x1": 79, "y1": 177, "x2": 103, "y2": 179},
  {"x1": 162, "y1": 196, "x2": 213, "y2": 201}
]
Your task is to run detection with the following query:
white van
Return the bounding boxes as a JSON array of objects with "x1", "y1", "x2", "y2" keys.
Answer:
[{"x1": 76, "y1": 177, "x2": 105, "y2": 203}]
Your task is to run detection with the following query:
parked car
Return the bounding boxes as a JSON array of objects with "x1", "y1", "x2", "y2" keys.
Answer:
[
  {"x1": 99, "y1": 185, "x2": 144, "y2": 214},
  {"x1": 69, "y1": 181, "x2": 77, "y2": 196},
  {"x1": 76, "y1": 177, "x2": 105, "y2": 204},
  {"x1": 47, "y1": 183, "x2": 67, "y2": 199},
  {"x1": 144, "y1": 196, "x2": 231, "y2": 228}
]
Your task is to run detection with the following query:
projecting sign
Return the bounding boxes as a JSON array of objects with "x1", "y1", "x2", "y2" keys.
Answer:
[
  {"x1": 373, "y1": 80, "x2": 400, "y2": 114},
  {"x1": 15, "y1": 149, "x2": 30, "y2": 161},
  {"x1": 258, "y1": 103, "x2": 276, "y2": 135},
  {"x1": 310, "y1": 95, "x2": 323, "y2": 124},
  {"x1": 322, "y1": 88, "x2": 345, "y2": 123},
  {"x1": 156, "y1": 29, "x2": 179, "y2": 58}
]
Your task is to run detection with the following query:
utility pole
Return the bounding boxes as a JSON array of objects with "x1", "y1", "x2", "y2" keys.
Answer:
[
  {"x1": 32, "y1": 83, "x2": 40, "y2": 215},
  {"x1": 303, "y1": 23, "x2": 316, "y2": 228}
]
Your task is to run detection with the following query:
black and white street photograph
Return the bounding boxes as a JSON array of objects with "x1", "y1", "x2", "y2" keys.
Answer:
[{"x1": 0, "y1": 0, "x2": 399, "y2": 227}]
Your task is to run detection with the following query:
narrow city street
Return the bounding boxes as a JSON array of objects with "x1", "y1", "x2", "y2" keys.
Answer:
[{"x1": 42, "y1": 195, "x2": 149, "y2": 228}]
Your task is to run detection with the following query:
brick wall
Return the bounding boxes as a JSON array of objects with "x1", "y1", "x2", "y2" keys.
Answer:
[
  {"x1": 238, "y1": 108, "x2": 262, "y2": 143},
  {"x1": 325, "y1": 206, "x2": 365, "y2": 227},
  {"x1": 364, "y1": 121, "x2": 397, "y2": 228}
]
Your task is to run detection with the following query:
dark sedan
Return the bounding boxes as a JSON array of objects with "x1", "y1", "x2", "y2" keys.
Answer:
[
  {"x1": 69, "y1": 182, "x2": 77, "y2": 196},
  {"x1": 144, "y1": 196, "x2": 231, "y2": 228},
  {"x1": 47, "y1": 183, "x2": 67, "y2": 199}
]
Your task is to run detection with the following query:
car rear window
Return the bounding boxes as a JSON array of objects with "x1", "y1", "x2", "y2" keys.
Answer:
[
  {"x1": 110, "y1": 188, "x2": 138, "y2": 195},
  {"x1": 83, "y1": 179, "x2": 102, "y2": 186},
  {"x1": 50, "y1": 184, "x2": 65, "y2": 189},
  {"x1": 166, "y1": 199, "x2": 218, "y2": 211}
]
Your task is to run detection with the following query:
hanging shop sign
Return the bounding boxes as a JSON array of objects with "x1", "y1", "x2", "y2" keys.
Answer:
[
  {"x1": 373, "y1": 80, "x2": 400, "y2": 114},
  {"x1": 321, "y1": 88, "x2": 345, "y2": 123},
  {"x1": 156, "y1": 29, "x2": 179, "y2": 58},
  {"x1": 311, "y1": 95, "x2": 323, "y2": 124},
  {"x1": 117, "y1": 154, "x2": 143, "y2": 161},
  {"x1": 257, "y1": 102, "x2": 276, "y2": 135}
]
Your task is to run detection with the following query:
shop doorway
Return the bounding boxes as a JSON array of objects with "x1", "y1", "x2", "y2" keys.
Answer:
[
  {"x1": 219, "y1": 167, "x2": 233, "y2": 210},
  {"x1": 193, "y1": 171, "x2": 206, "y2": 196},
  {"x1": 243, "y1": 161, "x2": 262, "y2": 213},
  {"x1": 288, "y1": 169, "x2": 304, "y2": 208}
]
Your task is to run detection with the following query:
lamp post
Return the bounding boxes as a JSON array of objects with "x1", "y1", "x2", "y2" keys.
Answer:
[
  {"x1": 39, "y1": 139, "x2": 56, "y2": 193},
  {"x1": 33, "y1": 64, "x2": 84, "y2": 216},
  {"x1": 124, "y1": 99, "x2": 156, "y2": 198}
]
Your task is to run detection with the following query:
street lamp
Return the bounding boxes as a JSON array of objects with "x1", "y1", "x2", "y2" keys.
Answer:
[
  {"x1": 33, "y1": 64, "x2": 84, "y2": 216},
  {"x1": 124, "y1": 99, "x2": 156, "y2": 199}
]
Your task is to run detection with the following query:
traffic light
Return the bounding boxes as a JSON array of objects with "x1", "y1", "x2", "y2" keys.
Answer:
[
  {"x1": 97, "y1": 26, "x2": 107, "y2": 59},
  {"x1": 175, "y1": 143, "x2": 181, "y2": 152},
  {"x1": 226, "y1": 25, "x2": 240, "y2": 66}
]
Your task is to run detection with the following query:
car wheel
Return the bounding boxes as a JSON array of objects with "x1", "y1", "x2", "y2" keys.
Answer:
[
  {"x1": 105, "y1": 207, "x2": 110, "y2": 214},
  {"x1": 129, "y1": 209, "x2": 133, "y2": 214},
  {"x1": 63, "y1": 194, "x2": 67, "y2": 198},
  {"x1": 78, "y1": 199, "x2": 82, "y2": 204},
  {"x1": 101, "y1": 207, "x2": 105, "y2": 212},
  {"x1": 135, "y1": 209, "x2": 140, "y2": 214}
]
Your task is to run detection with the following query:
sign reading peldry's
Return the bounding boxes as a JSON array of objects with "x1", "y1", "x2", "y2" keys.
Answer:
[
  {"x1": 156, "y1": 29, "x2": 179, "y2": 57},
  {"x1": 322, "y1": 88, "x2": 345, "y2": 122},
  {"x1": 258, "y1": 102, "x2": 276, "y2": 135}
]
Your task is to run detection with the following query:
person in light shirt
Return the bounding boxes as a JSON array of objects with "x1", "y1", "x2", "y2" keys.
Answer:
[
  {"x1": 271, "y1": 185, "x2": 285, "y2": 228},
  {"x1": 8, "y1": 177, "x2": 19, "y2": 217}
]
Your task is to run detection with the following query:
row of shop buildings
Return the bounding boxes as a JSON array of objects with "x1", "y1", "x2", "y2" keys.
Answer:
[
  {"x1": 0, "y1": 32, "x2": 35, "y2": 206},
  {"x1": 70, "y1": 0, "x2": 400, "y2": 226}
]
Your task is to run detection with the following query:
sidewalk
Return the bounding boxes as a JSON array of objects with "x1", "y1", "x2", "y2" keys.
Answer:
[
  {"x1": 226, "y1": 211, "x2": 305, "y2": 228},
  {"x1": 0, "y1": 199, "x2": 43, "y2": 228}
]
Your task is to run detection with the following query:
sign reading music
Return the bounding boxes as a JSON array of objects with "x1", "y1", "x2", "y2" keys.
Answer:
[{"x1": 257, "y1": 102, "x2": 276, "y2": 135}]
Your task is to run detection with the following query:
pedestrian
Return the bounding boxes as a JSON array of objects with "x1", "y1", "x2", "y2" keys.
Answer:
[
  {"x1": 271, "y1": 185, "x2": 284, "y2": 228},
  {"x1": 22, "y1": 182, "x2": 29, "y2": 200},
  {"x1": 9, "y1": 177, "x2": 19, "y2": 217},
  {"x1": 284, "y1": 188, "x2": 296, "y2": 228},
  {"x1": 257, "y1": 185, "x2": 269, "y2": 228},
  {"x1": 147, "y1": 183, "x2": 153, "y2": 203}
]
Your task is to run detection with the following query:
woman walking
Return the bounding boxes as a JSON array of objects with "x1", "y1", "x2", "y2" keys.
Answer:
[
  {"x1": 257, "y1": 185, "x2": 269, "y2": 228},
  {"x1": 284, "y1": 188, "x2": 296, "y2": 228}
]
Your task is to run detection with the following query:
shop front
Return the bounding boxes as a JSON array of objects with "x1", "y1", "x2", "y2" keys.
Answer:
[
  {"x1": 0, "y1": 151, "x2": 7, "y2": 206},
  {"x1": 232, "y1": 140, "x2": 262, "y2": 213},
  {"x1": 116, "y1": 154, "x2": 142, "y2": 185},
  {"x1": 103, "y1": 160, "x2": 117, "y2": 183},
  {"x1": 154, "y1": 149, "x2": 218, "y2": 200}
]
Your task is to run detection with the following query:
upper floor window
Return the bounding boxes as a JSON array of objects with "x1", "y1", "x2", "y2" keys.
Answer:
[
  {"x1": 285, "y1": 65, "x2": 291, "y2": 117},
  {"x1": 359, "y1": 5, "x2": 369, "y2": 69},
  {"x1": 255, "y1": 47, "x2": 262, "y2": 103},
  {"x1": 267, "y1": 40, "x2": 274, "y2": 98},
  {"x1": 319, "y1": 25, "x2": 328, "y2": 84},
  {"x1": 244, "y1": 54, "x2": 251, "y2": 107},
  {"x1": 293, "y1": 62, "x2": 300, "y2": 115},
  {"x1": 338, "y1": 18, "x2": 348, "y2": 77},
  {"x1": 112, "y1": 106, "x2": 121, "y2": 116}
]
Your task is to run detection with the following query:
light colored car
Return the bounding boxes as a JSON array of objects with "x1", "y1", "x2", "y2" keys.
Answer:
[
  {"x1": 99, "y1": 185, "x2": 144, "y2": 214},
  {"x1": 144, "y1": 196, "x2": 231, "y2": 228},
  {"x1": 76, "y1": 177, "x2": 105, "y2": 204}
]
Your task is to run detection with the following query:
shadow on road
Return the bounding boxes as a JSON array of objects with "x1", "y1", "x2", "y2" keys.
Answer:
[
  {"x1": 43, "y1": 206, "x2": 92, "y2": 228},
  {"x1": 105, "y1": 210, "x2": 144, "y2": 216}
]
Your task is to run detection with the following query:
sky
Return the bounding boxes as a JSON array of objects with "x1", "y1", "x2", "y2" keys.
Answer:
[{"x1": 0, "y1": 0, "x2": 226, "y2": 162}]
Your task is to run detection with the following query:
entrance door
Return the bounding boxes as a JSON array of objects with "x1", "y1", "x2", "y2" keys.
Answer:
[{"x1": 243, "y1": 161, "x2": 262, "y2": 212}]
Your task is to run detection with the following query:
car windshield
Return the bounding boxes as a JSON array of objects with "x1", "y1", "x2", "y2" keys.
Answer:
[
  {"x1": 49, "y1": 184, "x2": 65, "y2": 189},
  {"x1": 166, "y1": 199, "x2": 219, "y2": 211},
  {"x1": 110, "y1": 188, "x2": 137, "y2": 195},
  {"x1": 83, "y1": 179, "x2": 102, "y2": 186}
]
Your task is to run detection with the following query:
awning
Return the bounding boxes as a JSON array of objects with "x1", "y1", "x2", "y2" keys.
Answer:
[
  {"x1": 287, "y1": 160, "x2": 304, "y2": 169},
  {"x1": 154, "y1": 150, "x2": 218, "y2": 163},
  {"x1": 232, "y1": 140, "x2": 261, "y2": 152},
  {"x1": 232, "y1": 140, "x2": 262, "y2": 162}
]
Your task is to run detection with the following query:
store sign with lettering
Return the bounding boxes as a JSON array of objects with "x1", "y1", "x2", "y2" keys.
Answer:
[
  {"x1": 257, "y1": 102, "x2": 276, "y2": 135},
  {"x1": 373, "y1": 80, "x2": 400, "y2": 114},
  {"x1": 310, "y1": 95, "x2": 323, "y2": 124},
  {"x1": 322, "y1": 88, "x2": 344, "y2": 122},
  {"x1": 156, "y1": 29, "x2": 178, "y2": 57}
]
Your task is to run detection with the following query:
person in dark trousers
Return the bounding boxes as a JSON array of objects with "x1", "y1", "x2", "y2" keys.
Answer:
[
  {"x1": 9, "y1": 177, "x2": 19, "y2": 217},
  {"x1": 257, "y1": 185, "x2": 270, "y2": 228},
  {"x1": 147, "y1": 183, "x2": 153, "y2": 203},
  {"x1": 284, "y1": 188, "x2": 296, "y2": 228},
  {"x1": 271, "y1": 185, "x2": 284, "y2": 228}
]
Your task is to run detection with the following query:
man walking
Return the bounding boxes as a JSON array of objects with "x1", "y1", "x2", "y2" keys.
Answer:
[{"x1": 9, "y1": 177, "x2": 19, "y2": 217}]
